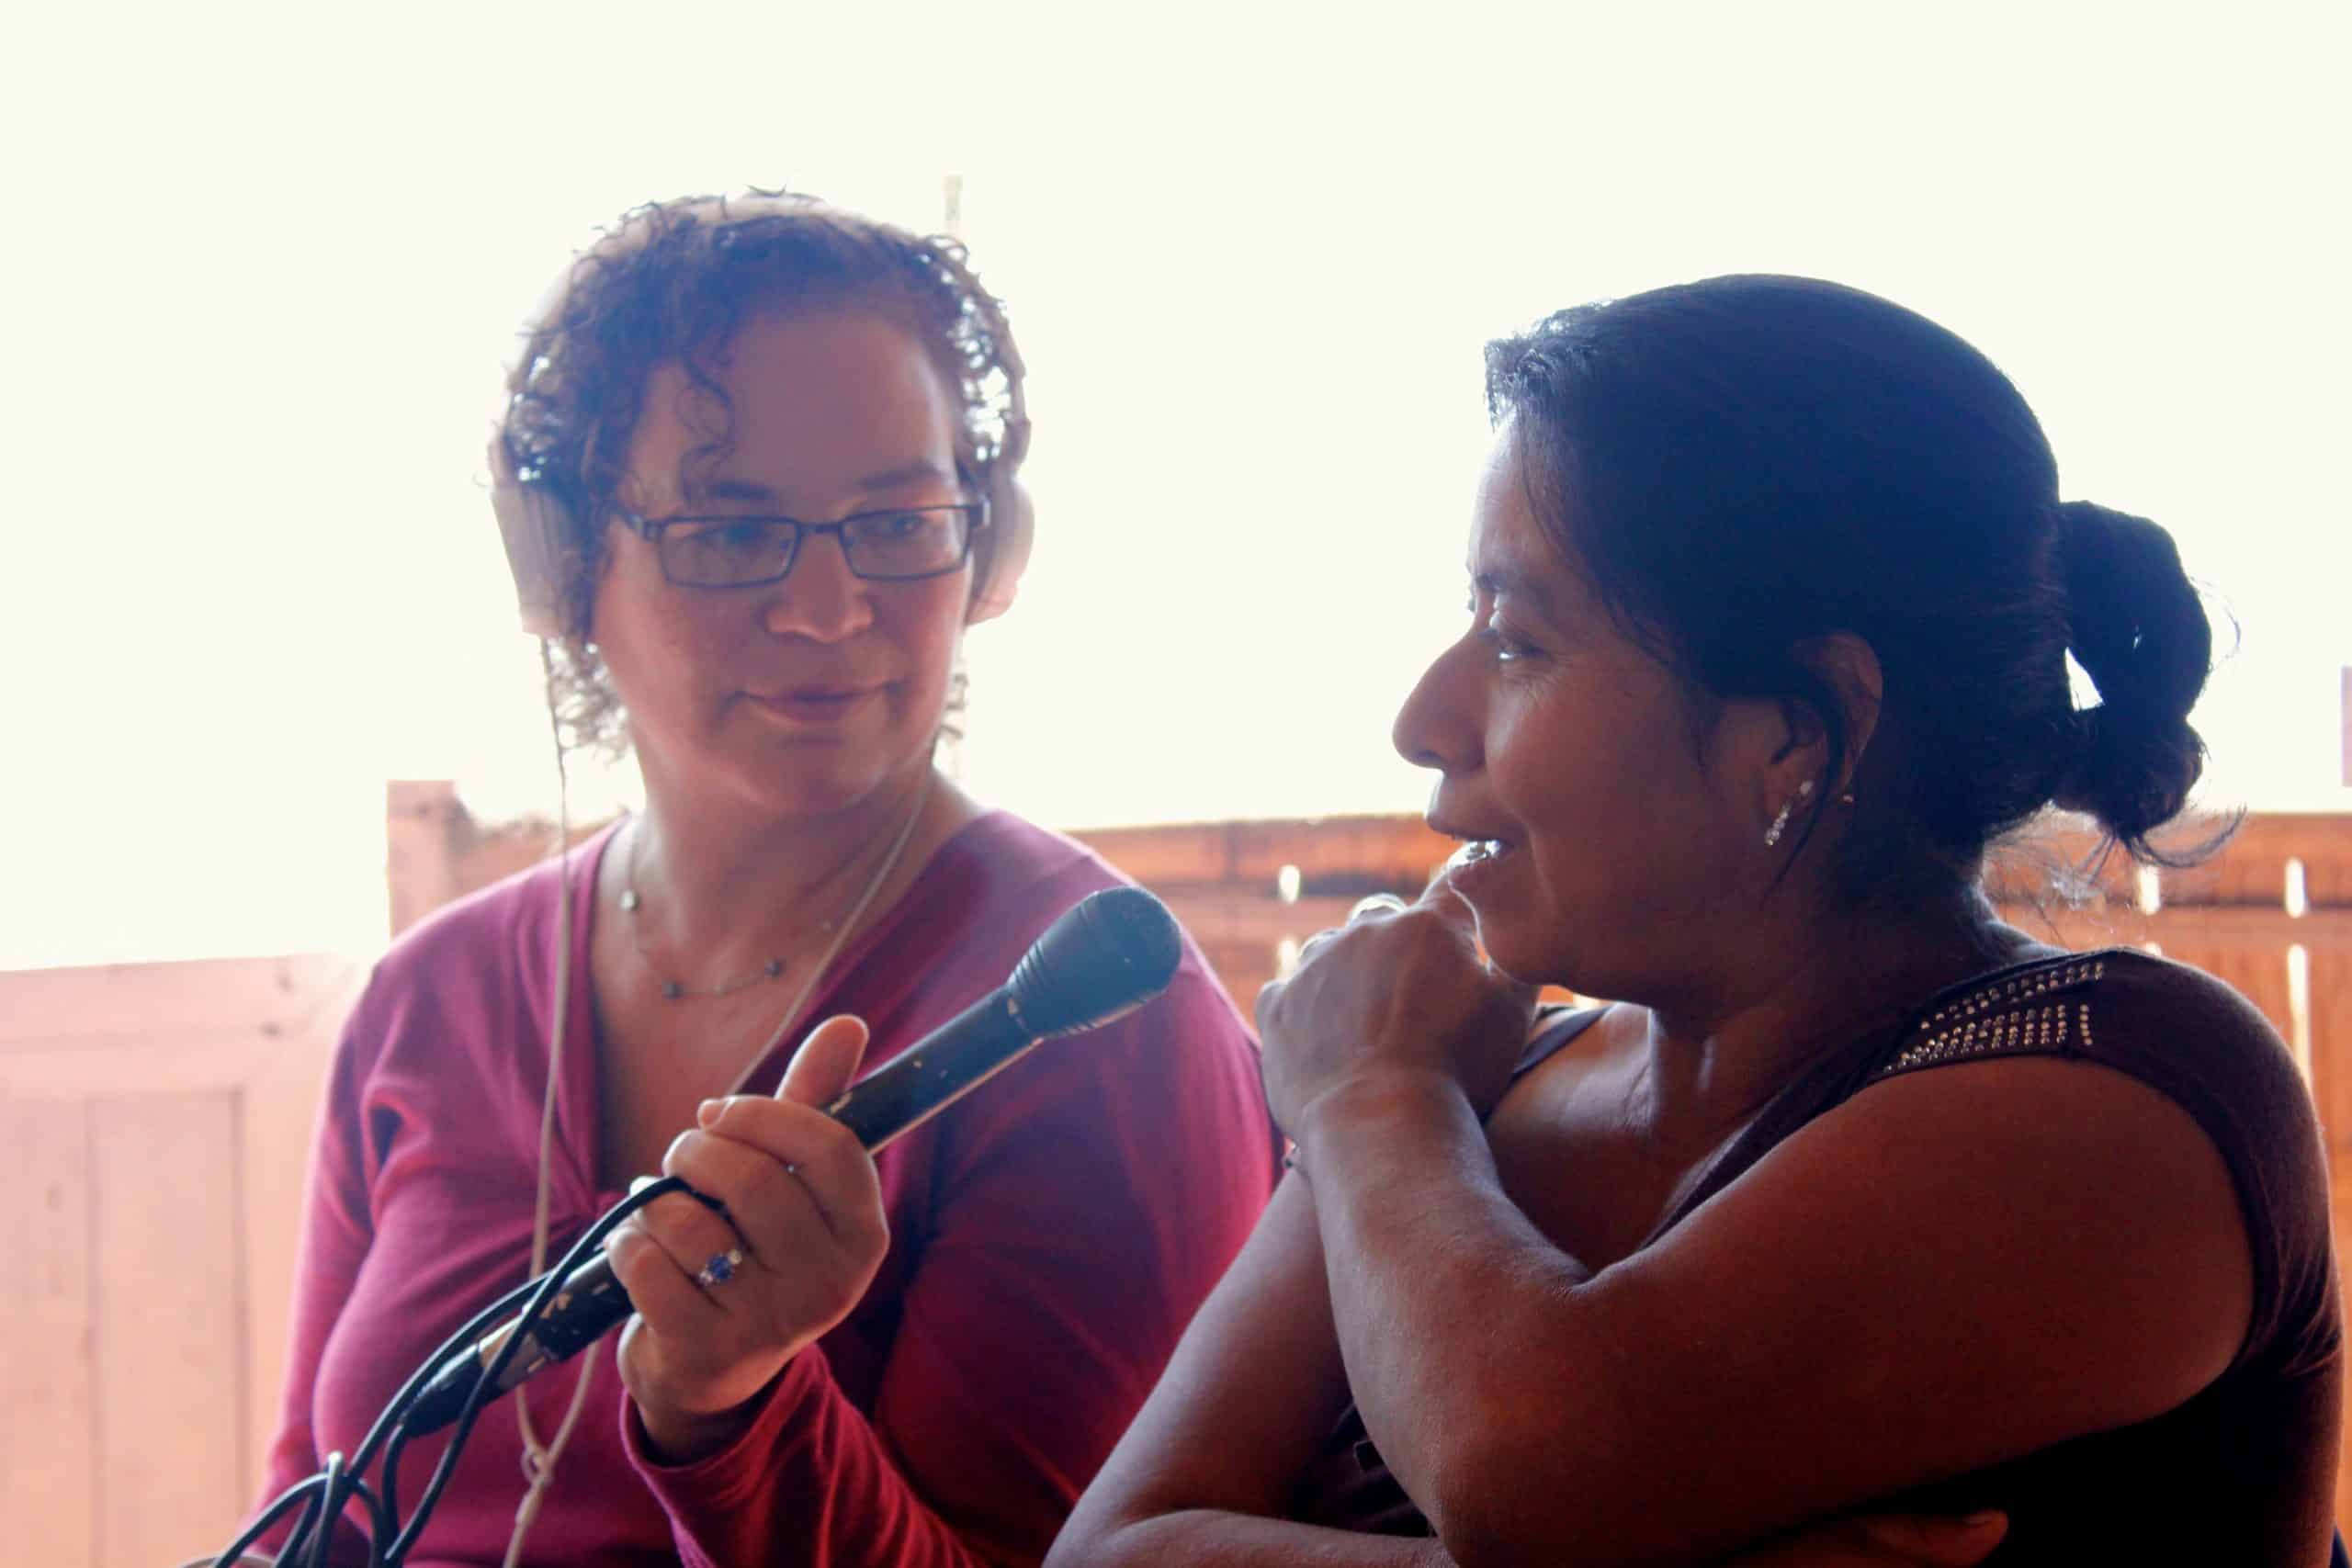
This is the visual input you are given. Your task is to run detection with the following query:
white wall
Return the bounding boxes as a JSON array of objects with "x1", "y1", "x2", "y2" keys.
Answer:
[{"x1": 6, "y1": 0, "x2": 2346, "y2": 969}]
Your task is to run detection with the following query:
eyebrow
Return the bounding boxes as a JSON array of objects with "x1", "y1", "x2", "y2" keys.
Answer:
[
  {"x1": 689, "y1": 460, "x2": 960, "y2": 508},
  {"x1": 1471, "y1": 558, "x2": 1561, "y2": 618}
]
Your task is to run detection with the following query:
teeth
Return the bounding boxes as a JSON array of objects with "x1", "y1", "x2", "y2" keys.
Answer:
[{"x1": 1446, "y1": 840, "x2": 1500, "y2": 870}]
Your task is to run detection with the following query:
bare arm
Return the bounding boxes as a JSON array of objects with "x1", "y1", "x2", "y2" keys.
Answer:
[
  {"x1": 1054, "y1": 1151, "x2": 2016, "y2": 1568},
  {"x1": 1290, "y1": 1053, "x2": 2250, "y2": 1567},
  {"x1": 1049, "y1": 1175, "x2": 1450, "y2": 1568}
]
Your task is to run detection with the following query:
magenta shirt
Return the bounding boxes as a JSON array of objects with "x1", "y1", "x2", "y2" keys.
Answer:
[{"x1": 256, "y1": 811, "x2": 1279, "y2": 1566}]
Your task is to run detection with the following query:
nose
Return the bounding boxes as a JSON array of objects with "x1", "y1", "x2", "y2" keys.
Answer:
[
  {"x1": 1392, "y1": 634, "x2": 1484, "y2": 776},
  {"x1": 761, "y1": 531, "x2": 876, "y2": 643}
]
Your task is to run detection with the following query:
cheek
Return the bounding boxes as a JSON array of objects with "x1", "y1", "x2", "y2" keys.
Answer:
[
  {"x1": 875, "y1": 585, "x2": 972, "y2": 704},
  {"x1": 897, "y1": 579, "x2": 974, "y2": 658}
]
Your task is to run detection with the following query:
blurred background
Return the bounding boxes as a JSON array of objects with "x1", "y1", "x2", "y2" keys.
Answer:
[{"x1": 3, "y1": 0, "x2": 2346, "y2": 972}]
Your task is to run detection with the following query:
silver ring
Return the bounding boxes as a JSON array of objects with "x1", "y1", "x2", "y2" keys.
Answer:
[
  {"x1": 1347, "y1": 893, "x2": 1408, "y2": 922},
  {"x1": 695, "y1": 1247, "x2": 745, "y2": 1290}
]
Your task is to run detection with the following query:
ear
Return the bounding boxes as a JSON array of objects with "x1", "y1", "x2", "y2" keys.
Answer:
[{"x1": 1782, "y1": 633, "x2": 1884, "y2": 800}]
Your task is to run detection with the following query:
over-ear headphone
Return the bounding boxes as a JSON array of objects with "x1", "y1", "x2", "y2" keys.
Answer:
[
  {"x1": 961, "y1": 283, "x2": 1034, "y2": 627},
  {"x1": 489, "y1": 207, "x2": 1035, "y2": 639}
]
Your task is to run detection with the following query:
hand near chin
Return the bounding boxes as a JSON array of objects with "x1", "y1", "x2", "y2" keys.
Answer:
[
  {"x1": 1255, "y1": 880, "x2": 1538, "y2": 1139},
  {"x1": 605, "y1": 1014, "x2": 888, "y2": 1464}
]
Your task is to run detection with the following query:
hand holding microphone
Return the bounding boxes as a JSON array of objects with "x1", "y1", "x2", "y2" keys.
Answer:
[
  {"x1": 607, "y1": 1014, "x2": 889, "y2": 1462},
  {"x1": 401, "y1": 886, "x2": 1185, "y2": 1456}
]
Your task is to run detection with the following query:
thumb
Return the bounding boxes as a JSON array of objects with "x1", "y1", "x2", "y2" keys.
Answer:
[
  {"x1": 1422, "y1": 869, "x2": 1542, "y2": 1003},
  {"x1": 1853, "y1": 1511, "x2": 2008, "y2": 1565},
  {"x1": 777, "y1": 1014, "x2": 871, "y2": 1107}
]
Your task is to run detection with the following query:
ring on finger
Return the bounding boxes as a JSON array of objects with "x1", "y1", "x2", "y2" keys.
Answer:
[
  {"x1": 1347, "y1": 893, "x2": 1408, "y2": 923},
  {"x1": 695, "y1": 1247, "x2": 745, "y2": 1290}
]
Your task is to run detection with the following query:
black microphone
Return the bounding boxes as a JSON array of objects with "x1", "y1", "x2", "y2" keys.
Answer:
[{"x1": 405, "y1": 886, "x2": 1182, "y2": 1435}]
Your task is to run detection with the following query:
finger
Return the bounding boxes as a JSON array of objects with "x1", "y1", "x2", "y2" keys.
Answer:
[
  {"x1": 1253, "y1": 976, "x2": 1283, "y2": 1036},
  {"x1": 693, "y1": 1098, "x2": 886, "y2": 1249},
  {"x1": 628, "y1": 1186, "x2": 758, "y2": 1299},
  {"x1": 1852, "y1": 1511, "x2": 2008, "y2": 1565},
  {"x1": 604, "y1": 1221, "x2": 729, "y2": 1332},
  {"x1": 1418, "y1": 867, "x2": 1542, "y2": 996},
  {"x1": 1413, "y1": 865, "x2": 1485, "y2": 931},
  {"x1": 777, "y1": 1014, "x2": 871, "y2": 1107},
  {"x1": 662, "y1": 1125, "x2": 825, "y2": 1268}
]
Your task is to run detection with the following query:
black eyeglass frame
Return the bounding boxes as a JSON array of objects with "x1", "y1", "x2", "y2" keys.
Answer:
[{"x1": 614, "y1": 500, "x2": 989, "y2": 589}]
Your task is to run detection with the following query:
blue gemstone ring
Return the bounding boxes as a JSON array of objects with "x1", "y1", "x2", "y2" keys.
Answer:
[{"x1": 695, "y1": 1247, "x2": 744, "y2": 1290}]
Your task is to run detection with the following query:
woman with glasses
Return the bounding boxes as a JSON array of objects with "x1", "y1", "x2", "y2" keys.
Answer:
[
  {"x1": 1048, "y1": 277, "x2": 2342, "y2": 1566},
  {"x1": 250, "y1": 192, "x2": 1276, "y2": 1566}
]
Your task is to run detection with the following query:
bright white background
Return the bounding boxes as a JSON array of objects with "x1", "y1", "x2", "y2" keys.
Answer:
[{"x1": 5, "y1": 1, "x2": 2346, "y2": 970}]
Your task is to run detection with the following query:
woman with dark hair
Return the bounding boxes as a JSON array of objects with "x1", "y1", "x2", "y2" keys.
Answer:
[
  {"x1": 1050, "y1": 276, "x2": 2340, "y2": 1565},
  {"x1": 247, "y1": 192, "x2": 1276, "y2": 1566}
]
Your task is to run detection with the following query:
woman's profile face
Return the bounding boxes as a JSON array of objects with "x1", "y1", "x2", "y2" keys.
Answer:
[
  {"x1": 593, "y1": 309, "x2": 976, "y2": 820},
  {"x1": 1392, "y1": 429, "x2": 1766, "y2": 995}
]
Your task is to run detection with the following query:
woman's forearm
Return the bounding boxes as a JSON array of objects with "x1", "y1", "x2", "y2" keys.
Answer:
[
  {"x1": 1058, "y1": 1508, "x2": 1454, "y2": 1568},
  {"x1": 1292, "y1": 1074, "x2": 1597, "y2": 1561}
]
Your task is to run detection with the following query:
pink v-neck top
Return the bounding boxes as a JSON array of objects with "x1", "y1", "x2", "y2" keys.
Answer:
[{"x1": 255, "y1": 810, "x2": 1279, "y2": 1566}]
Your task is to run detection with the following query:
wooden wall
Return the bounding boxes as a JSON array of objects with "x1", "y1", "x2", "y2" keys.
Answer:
[
  {"x1": 0, "y1": 954, "x2": 357, "y2": 1567},
  {"x1": 4, "y1": 785, "x2": 2346, "y2": 1561}
]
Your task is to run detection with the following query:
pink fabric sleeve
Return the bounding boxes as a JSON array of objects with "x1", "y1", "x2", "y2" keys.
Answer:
[{"x1": 627, "y1": 959, "x2": 1278, "y2": 1567}]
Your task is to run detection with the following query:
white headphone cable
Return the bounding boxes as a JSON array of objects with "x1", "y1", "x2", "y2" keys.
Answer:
[
  {"x1": 502, "y1": 670, "x2": 936, "y2": 1566},
  {"x1": 503, "y1": 638, "x2": 597, "y2": 1568}
]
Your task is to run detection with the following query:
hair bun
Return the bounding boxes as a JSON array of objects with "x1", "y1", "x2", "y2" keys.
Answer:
[{"x1": 2050, "y1": 501, "x2": 2211, "y2": 850}]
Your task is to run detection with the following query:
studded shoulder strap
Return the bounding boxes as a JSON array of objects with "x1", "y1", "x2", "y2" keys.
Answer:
[{"x1": 1872, "y1": 953, "x2": 2114, "y2": 1082}]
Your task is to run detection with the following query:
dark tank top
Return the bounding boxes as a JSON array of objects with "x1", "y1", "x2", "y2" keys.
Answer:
[{"x1": 1287, "y1": 950, "x2": 2343, "y2": 1564}]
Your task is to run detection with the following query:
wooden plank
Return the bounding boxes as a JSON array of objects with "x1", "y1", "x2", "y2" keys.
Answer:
[
  {"x1": 1068, "y1": 821, "x2": 1238, "y2": 887},
  {"x1": 0, "y1": 1029, "x2": 289, "y2": 1099},
  {"x1": 1227, "y1": 816, "x2": 1456, "y2": 889},
  {"x1": 2335, "y1": 1166, "x2": 2352, "y2": 1533},
  {"x1": 0, "y1": 1097, "x2": 96, "y2": 1564},
  {"x1": 2160, "y1": 814, "x2": 2352, "y2": 908},
  {"x1": 1155, "y1": 892, "x2": 1366, "y2": 953},
  {"x1": 237, "y1": 1011, "x2": 347, "y2": 1501},
  {"x1": 0, "y1": 954, "x2": 353, "y2": 1049},
  {"x1": 386, "y1": 779, "x2": 467, "y2": 937},
  {"x1": 2293, "y1": 811, "x2": 2352, "y2": 908},
  {"x1": 2306, "y1": 945, "x2": 2352, "y2": 1154},
  {"x1": 93, "y1": 1091, "x2": 246, "y2": 1568}
]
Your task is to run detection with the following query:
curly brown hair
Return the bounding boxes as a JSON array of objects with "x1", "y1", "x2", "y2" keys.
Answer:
[{"x1": 494, "y1": 189, "x2": 1024, "y2": 750}]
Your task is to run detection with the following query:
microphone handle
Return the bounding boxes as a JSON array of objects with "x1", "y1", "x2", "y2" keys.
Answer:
[
  {"x1": 405, "y1": 987, "x2": 1035, "y2": 1435},
  {"x1": 824, "y1": 987, "x2": 1033, "y2": 1150}
]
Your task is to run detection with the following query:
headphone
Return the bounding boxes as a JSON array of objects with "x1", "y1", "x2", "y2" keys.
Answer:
[{"x1": 489, "y1": 219, "x2": 1035, "y2": 639}]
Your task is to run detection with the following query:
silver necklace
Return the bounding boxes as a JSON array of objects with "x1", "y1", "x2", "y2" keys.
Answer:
[{"x1": 620, "y1": 820, "x2": 865, "y2": 1002}]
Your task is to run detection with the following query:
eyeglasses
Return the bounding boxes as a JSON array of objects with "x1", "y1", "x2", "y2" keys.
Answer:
[{"x1": 616, "y1": 502, "x2": 986, "y2": 588}]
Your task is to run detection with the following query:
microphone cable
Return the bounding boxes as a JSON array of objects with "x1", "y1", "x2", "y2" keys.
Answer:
[{"x1": 195, "y1": 1174, "x2": 698, "y2": 1568}]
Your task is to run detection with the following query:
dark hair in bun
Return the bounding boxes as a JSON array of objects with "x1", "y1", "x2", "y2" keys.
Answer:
[
  {"x1": 1485, "y1": 275, "x2": 2214, "y2": 884},
  {"x1": 2051, "y1": 501, "x2": 2211, "y2": 857}
]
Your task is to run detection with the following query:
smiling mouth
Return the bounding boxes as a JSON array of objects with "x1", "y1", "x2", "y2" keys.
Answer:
[{"x1": 744, "y1": 687, "x2": 880, "y2": 720}]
